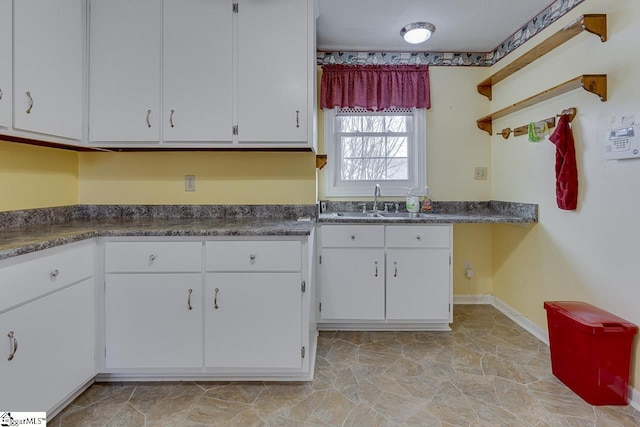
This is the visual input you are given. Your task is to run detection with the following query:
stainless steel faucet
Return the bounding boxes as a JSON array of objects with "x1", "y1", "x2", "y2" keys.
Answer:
[{"x1": 373, "y1": 184, "x2": 381, "y2": 211}]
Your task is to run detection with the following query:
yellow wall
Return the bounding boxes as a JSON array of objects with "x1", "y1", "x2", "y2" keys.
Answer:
[
  {"x1": 0, "y1": 140, "x2": 78, "y2": 211},
  {"x1": 491, "y1": 0, "x2": 640, "y2": 387},
  {"x1": 78, "y1": 151, "x2": 317, "y2": 205}
]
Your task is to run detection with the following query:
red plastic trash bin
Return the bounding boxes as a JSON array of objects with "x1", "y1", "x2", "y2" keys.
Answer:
[{"x1": 544, "y1": 301, "x2": 637, "y2": 405}]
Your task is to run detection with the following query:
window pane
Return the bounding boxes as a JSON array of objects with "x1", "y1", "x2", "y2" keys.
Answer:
[
  {"x1": 386, "y1": 137, "x2": 407, "y2": 157},
  {"x1": 386, "y1": 159, "x2": 408, "y2": 180},
  {"x1": 341, "y1": 158, "x2": 365, "y2": 180},
  {"x1": 337, "y1": 116, "x2": 361, "y2": 133},
  {"x1": 341, "y1": 137, "x2": 363, "y2": 158},
  {"x1": 362, "y1": 137, "x2": 385, "y2": 158},
  {"x1": 364, "y1": 158, "x2": 387, "y2": 180},
  {"x1": 361, "y1": 116, "x2": 385, "y2": 133},
  {"x1": 386, "y1": 116, "x2": 407, "y2": 132}
]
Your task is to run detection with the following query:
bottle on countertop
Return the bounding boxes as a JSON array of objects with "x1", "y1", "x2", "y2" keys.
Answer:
[{"x1": 422, "y1": 186, "x2": 433, "y2": 212}]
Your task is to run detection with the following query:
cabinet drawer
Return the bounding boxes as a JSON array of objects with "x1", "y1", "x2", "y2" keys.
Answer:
[
  {"x1": 0, "y1": 244, "x2": 95, "y2": 313},
  {"x1": 205, "y1": 241, "x2": 301, "y2": 272},
  {"x1": 105, "y1": 242, "x2": 203, "y2": 273},
  {"x1": 320, "y1": 225, "x2": 384, "y2": 248},
  {"x1": 386, "y1": 225, "x2": 451, "y2": 248}
]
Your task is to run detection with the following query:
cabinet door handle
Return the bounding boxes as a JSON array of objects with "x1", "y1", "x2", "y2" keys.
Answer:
[
  {"x1": 26, "y1": 91, "x2": 33, "y2": 114},
  {"x1": 214, "y1": 288, "x2": 219, "y2": 309},
  {"x1": 296, "y1": 110, "x2": 300, "y2": 128},
  {"x1": 170, "y1": 109, "x2": 175, "y2": 128},
  {"x1": 0, "y1": 88, "x2": 3, "y2": 101},
  {"x1": 394, "y1": 261, "x2": 398, "y2": 277},
  {"x1": 149, "y1": 254, "x2": 157, "y2": 263},
  {"x1": 50, "y1": 269, "x2": 60, "y2": 279},
  {"x1": 187, "y1": 288, "x2": 193, "y2": 310},
  {"x1": 7, "y1": 331, "x2": 17, "y2": 361},
  {"x1": 146, "y1": 109, "x2": 152, "y2": 128},
  {"x1": 374, "y1": 261, "x2": 378, "y2": 277}
]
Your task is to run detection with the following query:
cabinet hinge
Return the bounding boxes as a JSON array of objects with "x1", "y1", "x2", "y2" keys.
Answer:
[
  {"x1": 232, "y1": 125, "x2": 238, "y2": 135},
  {"x1": 301, "y1": 281, "x2": 306, "y2": 293},
  {"x1": 319, "y1": 302, "x2": 322, "y2": 312},
  {"x1": 301, "y1": 346, "x2": 306, "y2": 358},
  {"x1": 232, "y1": 3, "x2": 238, "y2": 13},
  {"x1": 319, "y1": 255, "x2": 322, "y2": 264}
]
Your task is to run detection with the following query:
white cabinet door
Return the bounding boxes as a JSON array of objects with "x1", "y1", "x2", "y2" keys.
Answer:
[
  {"x1": 0, "y1": 0, "x2": 11, "y2": 129},
  {"x1": 237, "y1": 0, "x2": 309, "y2": 144},
  {"x1": 89, "y1": 0, "x2": 161, "y2": 142},
  {"x1": 0, "y1": 279, "x2": 95, "y2": 412},
  {"x1": 205, "y1": 272, "x2": 303, "y2": 369},
  {"x1": 386, "y1": 248, "x2": 451, "y2": 321},
  {"x1": 104, "y1": 273, "x2": 202, "y2": 369},
  {"x1": 13, "y1": 0, "x2": 83, "y2": 140},
  {"x1": 163, "y1": 0, "x2": 232, "y2": 143},
  {"x1": 319, "y1": 248, "x2": 385, "y2": 320}
]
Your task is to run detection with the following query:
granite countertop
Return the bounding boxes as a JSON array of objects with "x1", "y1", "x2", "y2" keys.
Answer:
[
  {"x1": 317, "y1": 200, "x2": 538, "y2": 225},
  {"x1": 0, "y1": 217, "x2": 315, "y2": 261}
]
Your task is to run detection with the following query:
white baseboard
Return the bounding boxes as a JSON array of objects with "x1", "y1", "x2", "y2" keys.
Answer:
[{"x1": 455, "y1": 295, "x2": 640, "y2": 407}]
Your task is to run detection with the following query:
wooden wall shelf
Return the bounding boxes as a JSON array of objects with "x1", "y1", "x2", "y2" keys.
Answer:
[
  {"x1": 477, "y1": 14, "x2": 607, "y2": 100},
  {"x1": 477, "y1": 75, "x2": 607, "y2": 135}
]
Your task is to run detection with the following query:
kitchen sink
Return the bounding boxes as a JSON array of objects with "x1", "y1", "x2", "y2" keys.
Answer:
[{"x1": 325, "y1": 211, "x2": 441, "y2": 219}]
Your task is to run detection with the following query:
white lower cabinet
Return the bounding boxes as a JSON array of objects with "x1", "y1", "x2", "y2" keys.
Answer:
[
  {"x1": 104, "y1": 273, "x2": 202, "y2": 369},
  {"x1": 318, "y1": 224, "x2": 452, "y2": 330},
  {"x1": 101, "y1": 237, "x2": 313, "y2": 380},
  {"x1": 0, "y1": 243, "x2": 96, "y2": 414},
  {"x1": 205, "y1": 272, "x2": 303, "y2": 369}
]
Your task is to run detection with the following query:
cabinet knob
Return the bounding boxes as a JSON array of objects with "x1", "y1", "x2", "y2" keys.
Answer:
[
  {"x1": 49, "y1": 269, "x2": 60, "y2": 279},
  {"x1": 0, "y1": 88, "x2": 3, "y2": 101},
  {"x1": 416, "y1": 235, "x2": 422, "y2": 240},
  {"x1": 149, "y1": 254, "x2": 157, "y2": 263},
  {"x1": 26, "y1": 91, "x2": 33, "y2": 114},
  {"x1": 7, "y1": 331, "x2": 17, "y2": 361},
  {"x1": 249, "y1": 253, "x2": 256, "y2": 261},
  {"x1": 350, "y1": 235, "x2": 356, "y2": 240}
]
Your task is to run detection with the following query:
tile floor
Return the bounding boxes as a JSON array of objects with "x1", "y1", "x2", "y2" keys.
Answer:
[{"x1": 49, "y1": 305, "x2": 640, "y2": 426}]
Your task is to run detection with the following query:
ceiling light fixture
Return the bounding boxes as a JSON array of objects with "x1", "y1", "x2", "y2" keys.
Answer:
[{"x1": 400, "y1": 22, "x2": 436, "y2": 44}]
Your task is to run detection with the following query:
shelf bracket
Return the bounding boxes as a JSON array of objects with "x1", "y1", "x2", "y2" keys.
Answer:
[{"x1": 581, "y1": 75, "x2": 607, "y2": 102}]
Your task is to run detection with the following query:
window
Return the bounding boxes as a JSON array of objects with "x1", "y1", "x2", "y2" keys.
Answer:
[{"x1": 324, "y1": 107, "x2": 426, "y2": 197}]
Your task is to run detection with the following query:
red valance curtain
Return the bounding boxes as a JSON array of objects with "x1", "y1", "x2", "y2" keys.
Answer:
[{"x1": 320, "y1": 64, "x2": 431, "y2": 111}]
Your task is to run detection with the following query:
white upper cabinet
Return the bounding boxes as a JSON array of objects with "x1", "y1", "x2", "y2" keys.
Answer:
[
  {"x1": 89, "y1": 0, "x2": 314, "y2": 149},
  {"x1": 236, "y1": 0, "x2": 312, "y2": 146},
  {"x1": 163, "y1": 0, "x2": 232, "y2": 143},
  {"x1": 89, "y1": 0, "x2": 162, "y2": 142},
  {"x1": 0, "y1": 0, "x2": 11, "y2": 129},
  {"x1": 13, "y1": 0, "x2": 83, "y2": 140}
]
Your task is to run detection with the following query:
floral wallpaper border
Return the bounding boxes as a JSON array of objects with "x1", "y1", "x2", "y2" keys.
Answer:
[{"x1": 317, "y1": 0, "x2": 585, "y2": 67}]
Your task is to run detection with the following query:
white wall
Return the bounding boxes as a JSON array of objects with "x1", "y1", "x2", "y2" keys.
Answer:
[{"x1": 491, "y1": 0, "x2": 640, "y2": 387}]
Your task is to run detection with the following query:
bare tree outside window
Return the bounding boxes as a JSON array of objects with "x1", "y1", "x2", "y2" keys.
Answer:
[{"x1": 337, "y1": 112, "x2": 411, "y2": 181}]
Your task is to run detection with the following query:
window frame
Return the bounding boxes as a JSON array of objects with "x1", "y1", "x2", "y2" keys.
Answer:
[{"x1": 323, "y1": 107, "x2": 427, "y2": 197}]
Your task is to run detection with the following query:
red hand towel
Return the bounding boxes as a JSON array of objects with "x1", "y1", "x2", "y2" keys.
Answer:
[{"x1": 549, "y1": 114, "x2": 578, "y2": 210}]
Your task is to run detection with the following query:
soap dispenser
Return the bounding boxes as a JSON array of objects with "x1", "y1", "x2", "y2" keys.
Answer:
[{"x1": 406, "y1": 187, "x2": 419, "y2": 213}]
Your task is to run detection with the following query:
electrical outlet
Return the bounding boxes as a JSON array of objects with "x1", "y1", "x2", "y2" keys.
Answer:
[
  {"x1": 464, "y1": 261, "x2": 472, "y2": 271},
  {"x1": 474, "y1": 167, "x2": 488, "y2": 180},
  {"x1": 185, "y1": 175, "x2": 196, "y2": 192}
]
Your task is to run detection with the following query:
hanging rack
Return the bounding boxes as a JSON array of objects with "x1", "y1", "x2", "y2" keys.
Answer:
[{"x1": 496, "y1": 107, "x2": 577, "y2": 139}]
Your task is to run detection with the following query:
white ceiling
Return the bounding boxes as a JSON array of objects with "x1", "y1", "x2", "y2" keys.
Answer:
[{"x1": 316, "y1": 0, "x2": 554, "y2": 52}]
